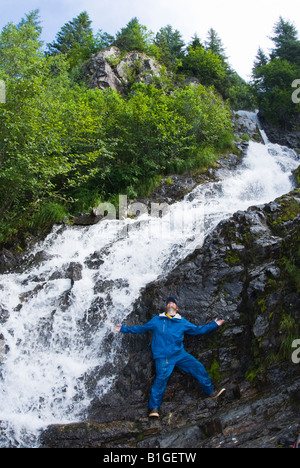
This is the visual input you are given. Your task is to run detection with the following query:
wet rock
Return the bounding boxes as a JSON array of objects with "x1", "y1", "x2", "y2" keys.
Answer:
[
  {"x1": 40, "y1": 378, "x2": 300, "y2": 448},
  {"x1": 58, "y1": 189, "x2": 300, "y2": 449},
  {"x1": 19, "y1": 283, "x2": 47, "y2": 303},
  {"x1": 258, "y1": 113, "x2": 300, "y2": 152},
  {"x1": 233, "y1": 112, "x2": 264, "y2": 144},
  {"x1": 72, "y1": 212, "x2": 103, "y2": 226},
  {"x1": 0, "y1": 337, "x2": 6, "y2": 363},
  {"x1": 253, "y1": 315, "x2": 270, "y2": 338},
  {"x1": 0, "y1": 304, "x2": 9, "y2": 324},
  {"x1": 84, "y1": 252, "x2": 105, "y2": 270},
  {"x1": 0, "y1": 248, "x2": 19, "y2": 273},
  {"x1": 66, "y1": 262, "x2": 83, "y2": 284}
]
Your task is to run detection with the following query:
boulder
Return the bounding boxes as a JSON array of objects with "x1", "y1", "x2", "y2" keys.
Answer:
[
  {"x1": 85, "y1": 46, "x2": 161, "y2": 92},
  {"x1": 0, "y1": 248, "x2": 19, "y2": 274},
  {"x1": 258, "y1": 111, "x2": 300, "y2": 152},
  {"x1": 85, "y1": 47, "x2": 122, "y2": 92}
]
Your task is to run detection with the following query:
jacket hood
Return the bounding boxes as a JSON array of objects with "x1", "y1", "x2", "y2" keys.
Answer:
[{"x1": 159, "y1": 312, "x2": 182, "y2": 320}]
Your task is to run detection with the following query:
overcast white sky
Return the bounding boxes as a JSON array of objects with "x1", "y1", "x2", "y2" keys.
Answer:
[{"x1": 1, "y1": 0, "x2": 300, "y2": 81}]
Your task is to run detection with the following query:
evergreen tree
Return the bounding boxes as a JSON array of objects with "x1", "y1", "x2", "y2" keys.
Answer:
[
  {"x1": 155, "y1": 25, "x2": 185, "y2": 70},
  {"x1": 270, "y1": 17, "x2": 300, "y2": 65},
  {"x1": 114, "y1": 17, "x2": 153, "y2": 53},
  {"x1": 252, "y1": 17, "x2": 300, "y2": 128},
  {"x1": 17, "y1": 9, "x2": 42, "y2": 36},
  {"x1": 270, "y1": 17, "x2": 298, "y2": 52},
  {"x1": 47, "y1": 11, "x2": 94, "y2": 57},
  {"x1": 253, "y1": 47, "x2": 268, "y2": 69},
  {"x1": 155, "y1": 25, "x2": 185, "y2": 58},
  {"x1": 252, "y1": 47, "x2": 269, "y2": 87},
  {"x1": 189, "y1": 33, "x2": 203, "y2": 50},
  {"x1": 205, "y1": 28, "x2": 227, "y2": 62}
]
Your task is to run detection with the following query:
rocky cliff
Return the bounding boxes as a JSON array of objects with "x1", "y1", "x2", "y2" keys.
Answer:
[
  {"x1": 85, "y1": 46, "x2": 161, "y2": 93},
  {"x1": 41, "y1": 183, "x2": 300, "y2": 448},
  {"x1": 258, "y1": 111, "x2": 300, "y2": 153}
]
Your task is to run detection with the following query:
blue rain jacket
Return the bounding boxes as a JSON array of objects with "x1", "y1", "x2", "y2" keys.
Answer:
[{"x1": 120, "y1": 313, "x2": 219, "y2": 359}]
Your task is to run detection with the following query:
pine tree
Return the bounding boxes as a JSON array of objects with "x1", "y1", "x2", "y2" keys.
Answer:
[
  {"x1": 270, "y1": 16, "x2": 300, "y2": 64},
  {"x1": 205, "y1": 28, "x2": 227, "y2": 62},
  {"x1": 253, "y1": 47, "x2": 268, "y2": 69},
  {"x1": 154, "y1": 25, "x2": 185, "y2": 70},
  {"x1": 47, "y1": 11, "x2": 94, "y2": 56},
  {"x1": 252, "y1": 47, "x2": 269, "y2": 88},
  {"x1": 270, "y1": 17, "x2": 298, "y2": 50},
  {"x1": 114, "y1": 17, "x2": 153, "y2": 53},
  {"x1": 189, "y1": 33, "x2": 203, "y2": 50},
  {"x1": 17, "y1": 9, "x2": 42, "y2": 36}
]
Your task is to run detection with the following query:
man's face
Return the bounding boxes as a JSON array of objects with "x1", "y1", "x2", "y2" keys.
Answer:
[{"x1": 166, "y1": 302, "x2": 177, "y2": 316}]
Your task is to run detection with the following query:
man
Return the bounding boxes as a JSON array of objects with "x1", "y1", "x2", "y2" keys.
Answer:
[{"x1": 115, "y1": 297, "x2": 226, "y2": 418}]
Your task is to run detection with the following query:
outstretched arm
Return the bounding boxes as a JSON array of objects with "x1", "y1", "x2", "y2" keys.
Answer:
[
  {"x1": 184, "y1": 318, "x2": 224, "y2": 336},
  {"x1": 114, "y1": 317, "x2": 157, "y2": 334}
]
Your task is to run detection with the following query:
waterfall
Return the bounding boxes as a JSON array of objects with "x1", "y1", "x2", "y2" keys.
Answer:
[
  {"x1": 236, "y1": 110, "x2": 270, "y2": 145},
  {"x1": 0, "y1": 112, "x2": 299, "y2": 447}
]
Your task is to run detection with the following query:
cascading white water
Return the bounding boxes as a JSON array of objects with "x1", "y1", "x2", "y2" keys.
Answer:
[{"x1": 0, "y1": 112, "x2": 299, "y2": 447}]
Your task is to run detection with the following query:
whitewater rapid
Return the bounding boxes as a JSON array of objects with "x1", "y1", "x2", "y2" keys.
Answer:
[{"x1": 0, "y1": 115, "x2": 299, "y2": 447}]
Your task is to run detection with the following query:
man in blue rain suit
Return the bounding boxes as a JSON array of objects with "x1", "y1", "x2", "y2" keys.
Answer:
[{"x1": 115, "y1": 297, "x2": 226, "y2": 418}]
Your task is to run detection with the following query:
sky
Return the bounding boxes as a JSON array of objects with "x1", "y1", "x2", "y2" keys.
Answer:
[{"x1": 0, "y1": 0, "x2": 300, "y2": 81}]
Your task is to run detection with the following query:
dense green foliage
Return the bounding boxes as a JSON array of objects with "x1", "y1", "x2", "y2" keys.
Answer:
[
  {"x1": 0, "y1": 10, "x2": 255, "y2": 244},
  {"x1": 252, "y1": 17, "x2": 300, "y2": 128}
]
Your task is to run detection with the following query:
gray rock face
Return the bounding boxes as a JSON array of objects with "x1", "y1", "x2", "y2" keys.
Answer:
[{"x1": 85, "y1": 46, "x2": 161, "y2": 92}]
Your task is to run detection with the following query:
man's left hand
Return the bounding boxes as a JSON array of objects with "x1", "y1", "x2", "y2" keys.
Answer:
[{"x1": 215, "y1": 318, "x2": 225, "y2": 327}]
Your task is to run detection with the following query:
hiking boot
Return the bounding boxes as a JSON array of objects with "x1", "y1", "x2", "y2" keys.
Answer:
[
  {"x1": 149, "y1": 409, "x2": 160, "y2": 418},
  {"x1": 208, "y1": 388, "x2": 226, "y2": 399}
]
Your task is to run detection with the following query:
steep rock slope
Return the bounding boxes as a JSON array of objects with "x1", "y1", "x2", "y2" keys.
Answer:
[{"x1": 41, "y1": 187, "x2": 300, "y2": 448}]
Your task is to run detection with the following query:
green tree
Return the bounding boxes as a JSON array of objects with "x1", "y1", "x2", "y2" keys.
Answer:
[
  {"x1": 47, "y1": 11, "x2": 93, "y2": 55},
  {"x1": 270, "y1": 17, "x2": 299, "y2": 60},
  {"x1": 155, "y1": 25, "x2": 185, "y2": 70},
  {"x1": 254, "y1": 59, "x2": 300, "y2": 127},
  {"x1": 189, "y1": 33, "x2": 203, "y2": 50},
  {"x1": 0, "y1": 12, "x2": 238, "y2": 244},
  {"x1": 252, "y1": 17, "x2": 300, "y2": 128},
  {"x1": 205, "y1": 28, "x2": 227, "y2": 61},
  {"x1": 253, "y1": 47, "x2": 268, "y2": 70},
  {"x1": 46, "y1": 11, "x2": 103, "y2": 73},
  {"x1": 269, "y1": 17, "x2": 300, "y2": 66},
  {"x1": 114, "y1": 17, "x2": 153, "y2": 54},
  {"x1": 180, "y1": 45, "x2": 226, "y2": 89},
  {"x1": 0, "y1": 10, "x2": 43, "y2": 78},
  {"x1": 17, "y1": 9, "x2": 42, "y2": 36}
]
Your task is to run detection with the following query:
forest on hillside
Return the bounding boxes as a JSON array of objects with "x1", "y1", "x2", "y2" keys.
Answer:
[{"x1": 0, "y1": 10, "x2": 299, "y2": 246}]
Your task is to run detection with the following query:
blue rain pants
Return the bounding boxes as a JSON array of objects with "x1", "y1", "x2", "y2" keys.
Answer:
[{"x1": 148, "y1": 349, "x2": 214, "y2": 410}]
